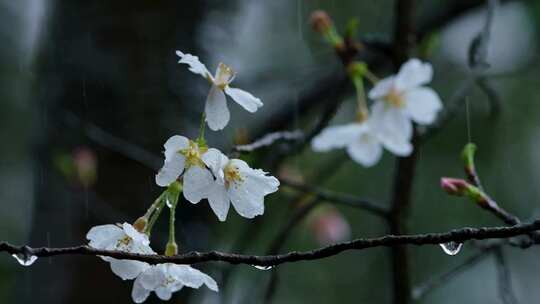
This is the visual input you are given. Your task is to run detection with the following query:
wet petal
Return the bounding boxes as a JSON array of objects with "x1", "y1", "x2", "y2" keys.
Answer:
[
  {"x1": 311, "y1": 123, "x2": 366, "y2": 152},
  {"x1": 183, "y1": 166, "x2": 214, "y2": 204},
  {"x1": 163, "y1": 135, "x2": 189, "y2": 160},
  {"x1": 346, "y1": 133, "x2": 383, "y2": 167},
  {"x1": 201, "y1": 148, "x2": 229, "y2": 180},
  {"x1": 176, "y1": 50, "x2": 211, "y2": 79},
  {"x1": 122, "y1": 223, "x2": 149, "y2": 246},
  {"x1": 155, "y1": 287, "x2": 173, "y2": 301},
  {"x1": 86, "y1": 224, "x2": 123, "y2": 249},
  {"x1": 110, "y1": 259, "x2": 149, "y2": 280},
  {"x1": 155, "y1": 153, "x2": 185, "y2": 187},
  {"x1": 224, "y1": 86, "x2": 263, "y2": 113},
  {"x1": 132, "y1": 276, "x2": 151, "y2": 304},
  {"x1": 207, "y1": 183, "x2": 230, "y2": 221},
  {"x1": 139, "y1": 265, "x2": 165, "y2": 290},
  {"x1": 172, "y1": 265, "x2": 219, "y2": 291},
  {"x1": 395, "y1": 58, "x2": 433, "y2": 90},
  {"x1": 403, "y1": 87, "x2": 442, "y2": 125},
  {"x1": 205, "y1": 85, "x2": 230, "y2": 131},
  {"x1": 368, "y1": 76, "x2": 396, "y2": 99}
]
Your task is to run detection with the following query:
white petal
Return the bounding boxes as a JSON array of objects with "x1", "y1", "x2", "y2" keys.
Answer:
[
  {"x1": 226, "y1": 160, "x2": 276, "y2": 219},
  {"x1": 155, "y1": 287, "x2": 173, "y2": 301},
  {"x1": 311, "y1": 123, "x2": 366, "y2": 152},
  {"x1": 370, "y1": 101, "x2": 412, "y2": 143},
  {"x1": 163, "y1": 135, "x2": 189, "y2": 160},
  {"x1": 395, "y1": 58, "x2": 433, "y2": 90},
  {"x1": 172, "y1": 265, "x2": 219, "y2": 291},
  {"x1": 235, "y1": 160, "x2": 280, "y2": 195},
  {"x1": 139, "y1": 266, "x2": 165, "y2": 290},
  {"x1": 122, "y1": 223, "x2": 149, "y2": 246},
  {"x1": 176, "y1": 50, "x2": 211, "y2": 79},
  {"x1": 380, "y1": 136, "x2": 413, "y2": 157},
  {"x1": 155, "y1": 152, "x2": 185, "y2": 187},
  {"x1": 183, "y1": 166, "x2": 214, "y2": 204},
  {"x1": 201, "y1": 148, "x2": 229, "y2": 179},
  {"x1": 205, "y1": 85, "x2": 230, "y2": 131},
  {"x1": 224, "y1": 86, "x2": 263, "y2": 113},
  {"x1": 132, "y1": 277, "x2": 151, "y2": 304},
  {"x1": 403, "y1": 87, "x2": 442, "y2": 125},
  {"x1": 86, "y1": 224, "x2": 123, "y2": 249},
  {"x1": 207, "y1": 183, "x2": 230, "y2": 221},
  {"x1": 346, "y1": 134, "x2": 383, "y2": 167},
  {"x1": 368, "y1": 76, "x2": 396, "y2": 99},
  {"x1": 110, "y1": 259, "x2": 149, "y2": 280}
]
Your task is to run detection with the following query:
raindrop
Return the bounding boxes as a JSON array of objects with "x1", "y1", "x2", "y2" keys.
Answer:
[
  {"x1": 12, "y1": 254, "x2": 38, "y2": 266},
  {"x1": 166, "y1": 197, "x2": 173, "y2": 208},
  {"x1": 252, "y1": 265, "x2": 274, "y2": 271},
  {"x1": 439, "y1": 242, "x2": 463, "y2": 256}
]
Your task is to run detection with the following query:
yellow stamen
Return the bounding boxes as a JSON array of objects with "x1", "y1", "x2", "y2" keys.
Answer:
[
  {"x1": 180, "y1": 141, "x2": 207, "y2": 168},
  {"x1": 385, "y1": 88, "x2": 405, "y2": 107},
  {"x1": 223, "y1": 163, "x2": 243, "y2": 189},
  {"x1": 215, "y1": 63, "x2": 235, "y2": 89}
]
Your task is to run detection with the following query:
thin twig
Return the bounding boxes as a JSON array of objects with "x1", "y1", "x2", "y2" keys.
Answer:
[
  {"x1": 280, "y1": 177, "x2": 389, "y2": 217},
  {"x1": 494, "y1": 248, "x2": 520, "y2": 304},
  {"x1": 233, "y1": 130, "x2": 304, "y2": 153},
  {"x1": 3, "y1": 220, "x2": 540, "y2": 267}
]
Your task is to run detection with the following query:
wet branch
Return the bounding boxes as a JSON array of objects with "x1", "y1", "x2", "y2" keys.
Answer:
[{"x1": 2, "y1": 220, "x2": 540, "y2": 267}]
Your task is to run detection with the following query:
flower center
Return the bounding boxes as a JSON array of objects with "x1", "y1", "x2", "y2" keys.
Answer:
[
  {"x1": 116, "y1": 236, "x2": 132, "y2": 250},
  {"x1": 214, "y1": 63, "x2": 235, "y2": 89},
  {"x1": 223, "y1": 163, "x2": 243, "y2": 189},
  {"x1": 385, "y1": 88, "x2": 405, "y2": 107},
  {"x1": 180, "y1": 141, "x2": 207, "y2": 168}
]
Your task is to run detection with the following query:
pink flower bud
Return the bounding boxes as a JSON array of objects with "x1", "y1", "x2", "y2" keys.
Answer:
[{"x1": 440, "y1": 177, "x2": 470, "y2": 196}]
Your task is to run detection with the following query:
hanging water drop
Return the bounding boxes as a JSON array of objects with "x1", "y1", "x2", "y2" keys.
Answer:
[
  {"x1": 165, "y1": 197, "x2": 173, "y2": 208},
  {"x1": 12, "y1": 253, "x2": 38, "y2": 266},
  {"x1": 439, "y1": 242, "x2": 463, "y2": 256},
  {"x1": 252, "y1": 265, "x2": 274, "y2": 271}
]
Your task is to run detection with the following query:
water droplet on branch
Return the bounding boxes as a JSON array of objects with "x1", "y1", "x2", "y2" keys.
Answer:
[
  {"x1": 12, "y1": 254, "x2": 38, "y2": 266},
  {"x1": 166, "y1": 197, "x2": 173, "y2": 208},
  {"x1": 439, "y1": 242, "x2": 463, "y2": 256},
  {"x1": 252, "y1": 265, "x2": 274, "y2": 271}
]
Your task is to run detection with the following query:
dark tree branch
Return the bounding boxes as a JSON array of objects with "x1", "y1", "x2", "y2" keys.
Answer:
[
  {"x1": 3, "y1": 220, "x2": 540, "y2": 267},
  {"x1": 389, "y1": 1, "x2": 417, "y2": 303}
]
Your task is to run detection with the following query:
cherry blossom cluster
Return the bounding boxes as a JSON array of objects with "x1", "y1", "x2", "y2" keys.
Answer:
[
  {"x1": 85, "y1": 51, "x2": 279, "y2": 302},
  {"x1": 312, "y1": 59, "x2": 443, "y2": 166},
  {"x1": 82, "y1": 45, "x2": 444, "y2": 303}
]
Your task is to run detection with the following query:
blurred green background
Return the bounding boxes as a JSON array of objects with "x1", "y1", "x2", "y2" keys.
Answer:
[{"x1": 1, "y1": 0, "x2": 540, "y2": 303}]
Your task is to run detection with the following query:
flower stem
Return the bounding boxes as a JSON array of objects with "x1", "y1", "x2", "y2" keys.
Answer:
[
  {"x1": 363, "y1": 68, "x2": 380, "y2": 85},
  {"x1": 165, "y1": 182, "x2": 182, "y2": 256},
  {"x1": 352, "y1": 75, "x2": 369, "y2": 122},
  {"x1": 198, "y1": 112, "x2": 207, "y2": 143},
  {"x1": 145, "y1": 198, "x2": 165, "y2": 236}
]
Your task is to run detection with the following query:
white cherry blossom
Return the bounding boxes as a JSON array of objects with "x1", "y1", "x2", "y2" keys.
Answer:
[
  {"x1": 131, "y1": 263, "x2": 218, "y2": 303},
  {"x1": 311, "y1": 120, "x2": 411, "y2": 167},
  {"x1": 368, "y1": 58, "x2": 443, "y2": 145},
  {"x1": 86, "y1": 223, "x2": 155, "y2": 280},
  {"x1": 176, "y1": 50, "x2": 263, "y2": 131},
  {"x1": 201, "y1": 148, "x2": 280, "y2": 221},
  {"x1": 155, "y1": 135, "x2": 214, "y2": 204}
]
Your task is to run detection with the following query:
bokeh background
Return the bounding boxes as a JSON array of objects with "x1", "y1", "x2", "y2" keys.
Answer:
[{"x1": 1, "y1": 0, "x2": 540, "y2": 303}]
